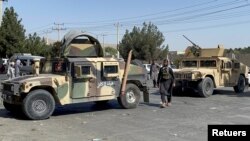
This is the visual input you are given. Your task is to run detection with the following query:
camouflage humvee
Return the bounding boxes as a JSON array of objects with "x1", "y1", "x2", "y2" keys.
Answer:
[
  {"x1": 1, "y1": 31, "x2": 149, "y2": 120},
  {"x1": 174, "y1": 44, "x2": 249, "y2": 97}
]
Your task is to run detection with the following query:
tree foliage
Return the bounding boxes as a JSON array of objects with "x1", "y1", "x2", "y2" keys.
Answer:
[
  {"x1": 24, "y1": 33, "x2": 51, "y2": 56},
  {"x1": 51, "y1": 41, "x2": 62, "y2": 57},
  {"x1": 0, "y1": 7, "x2": 26, "y2": 57},
  {"x1": 0, "y1": 7, "x2": 54, "y2": 58},
  {"x1": 225, "y1": 46, "x2": 250, "y2": 54},
  {"x1": 119, "y1": 22, "x2": 167, "y2": 61},
  {"x1": 105, "y1": 47, "x2": 117, "y2": 57}
]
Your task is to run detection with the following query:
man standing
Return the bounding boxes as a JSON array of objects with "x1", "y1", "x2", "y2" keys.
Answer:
[
  {"x1": 150, "y1": 60, "x2": 159, "y2": 88},
  {"x1": 15, "y1": 57, "x2": 22, "y2": 77},
  {"x1": 157, "y1": 59, "x2": 175, "y2": 108}
]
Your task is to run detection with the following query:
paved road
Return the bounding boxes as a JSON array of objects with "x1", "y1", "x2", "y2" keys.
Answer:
[{"x1": 0, "y1": 75, "x2": 250, "y2": 141}]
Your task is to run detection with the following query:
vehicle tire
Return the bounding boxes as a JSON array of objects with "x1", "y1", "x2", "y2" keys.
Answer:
[
  {"x1": 117, "y1": 83, "x2": 141, "y2": 109},
  {"x1": 3, "y1": 102, "x2": 21, "y2": 112},
  {"x1": 22, "y1": 89, "x2": 55, "y2": 120},
  {"x1": 198, "y1": 77, "x2": 214, "y2": 97},
  {"x1": 233, "y1": 75, "x2": 246, "y2": 93},
  {"x1": 95, "y1": 100, "x2": 109, "y2": 105}
]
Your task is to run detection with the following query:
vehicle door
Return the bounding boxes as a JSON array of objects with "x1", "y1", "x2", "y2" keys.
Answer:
[
  {"x1": 71, "y1": 61, "x2": 97, "y2": 98},
  {"x1": 96, "y1": 61, "x2": 121, "y2": 97},
  {"x1": 220, "y1": 60, "x2": 232, "y2": 86},
  {"x1": 231, "y1": 61, "x2": 241, "y2": 84}
]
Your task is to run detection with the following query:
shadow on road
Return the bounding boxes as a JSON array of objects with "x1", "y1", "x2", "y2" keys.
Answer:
[
  {"x1": 213, "y1": 89, "x2": 250, "y2": 97},
  {"x1": 53, "y1": 101, "x2": 122, "y2": 117},
  {"x1": 0, "y1": 101, "x2": 123, "y2": 120},
  {"x1": 141, "y1": 102, "x2": 160, "y2": 108},
  {"x1": 0, "y1": 109, "x2": 27, "y2": 120},
  {"x1": 150, "y1": 87, "x2": 250, "y2": 98}
]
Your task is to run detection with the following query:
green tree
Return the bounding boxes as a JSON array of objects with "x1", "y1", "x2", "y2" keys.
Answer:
[
  {"x1": 0, "y1": 7, "x2": 26, "y2": 57},
  {"x1": 119, "y1": 22, "x2": 166, "y2": 61},
  {"x1": 158, "y1": 44, "x2": 169, "y2": 60},
  {"x1": 24, "y1": 33, "x2": 50, "y2": 56},
  {"x1": 51, "y1": 41, "x2": 62, "y2": 57},
  {"x1": 105, "y1": 47, "x2": 117, "y2": 57}
]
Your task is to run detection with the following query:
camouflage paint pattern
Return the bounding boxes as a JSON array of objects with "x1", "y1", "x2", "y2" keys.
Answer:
[
  {"x1": 1, "y1": 31, "x2": 148, "y2": 106},
  {"x1": 61, "y1": 31, "x2": 103, "y2": 57}
]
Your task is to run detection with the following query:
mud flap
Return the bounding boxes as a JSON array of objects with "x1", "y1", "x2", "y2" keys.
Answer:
[
  {"x1": 245, "y1": 78, "x2": 249, "y2": 90},
  {"x1": 143, "y1": 88, "x2": 149, "y2": 102}
]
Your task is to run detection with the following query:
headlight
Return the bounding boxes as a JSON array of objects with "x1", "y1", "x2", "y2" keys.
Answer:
[{"x1": 192, "y1": 72, "x2": 202, "y2": 79}]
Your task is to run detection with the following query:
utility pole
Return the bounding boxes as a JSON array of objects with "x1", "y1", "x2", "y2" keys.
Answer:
[
  {"x1": 43, "y1": 30, "x2": 52, "y2": 45},
  {"x1": 52, "y1": 23, "x2": 66, "y2": 41},
  {"x1": 114, "y1": 22, "x2": 122, "y2": 58},
  {"x1": 0, "y1": 0, "x2": 8, "y2": 26},
  {"x1": 102, "y1": 34, "x2": 107, "y2": 48},
  {"x1": 102, "y1": 34, "x2": 107, "y2": 56}
]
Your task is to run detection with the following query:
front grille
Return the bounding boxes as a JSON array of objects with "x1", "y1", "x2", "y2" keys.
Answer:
[
  {"x1": 3, "y1": 84, "x2": 13, "y2": 92},
  {"x1": 174, "y1": 73, "x2": 182, "y2": 79},
  {"x1": 174, "y1": 73, "x2": 192, "y2": 79},
  {"x1": 183, "y1": 74, "x2": 192, "y2": 79}
]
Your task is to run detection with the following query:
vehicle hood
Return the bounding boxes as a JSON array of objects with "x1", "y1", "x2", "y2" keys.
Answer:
[
  {"x1": 175, "y1": 68, "x2": 214, "y2": 74},
  {"x1": 3, "y1": 74, "x2": 64, "y2": 84}
]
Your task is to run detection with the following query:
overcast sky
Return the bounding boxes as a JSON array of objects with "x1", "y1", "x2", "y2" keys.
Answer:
[{"x1": 2, "y1": 0, "x2": 250, "y2": 51}]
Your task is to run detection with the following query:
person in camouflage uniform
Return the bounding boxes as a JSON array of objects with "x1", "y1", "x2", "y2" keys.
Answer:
[{"x1": 157, "y1": 59, "x2": 175, "y2": 108}]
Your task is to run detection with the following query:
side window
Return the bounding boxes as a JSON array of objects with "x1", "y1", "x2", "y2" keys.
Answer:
[
  {"x1": 102, "y1": 62, "x2": 119, "y2": 78},
  {"x1": 81, "y1": 66, "x2": 91, "y2": 75},
  {"x1": 20, "y1": 59, "x2": 27, "y2": 66},
  {"x1": 29, "y1": 60, "x2": 34, "y2": 66},
  {"x1": 104, "y1": 65, "x2": 118, "y2": 74},
  {"x1": 234, "y1": 62, "x2": 240, "y2": 69},
  {"x1": 225, "y1": 61, "x2": 232, "y2": 69},
  {"x1": 74, "y1": 65, "x2": 92, "y2": 78}
]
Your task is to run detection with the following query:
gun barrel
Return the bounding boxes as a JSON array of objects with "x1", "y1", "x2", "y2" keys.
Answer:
[{"x1": 183, "y1": 35, "x2": 197, "y2": 47}]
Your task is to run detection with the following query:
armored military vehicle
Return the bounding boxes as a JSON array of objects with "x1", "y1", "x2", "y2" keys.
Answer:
[
  {"x1": 173, "y1": 36, "x2": 249, "y2": 97},
  {"x1": 1, "y1": 31, "x2": 149, "y2": 120}
]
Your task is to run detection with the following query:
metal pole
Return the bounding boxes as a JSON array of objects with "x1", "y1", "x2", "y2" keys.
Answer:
[
  {"x1": 102, "y1": 34, "x2": 106, "y2": 56},
  {"x1": 52, "y1": 23, "x2": 66, "y2": 41},
  {"x1": 115, "y1": 22, "x2": 121, "y2": 58},
  {"x1": 117, "y1": 23, "x2": 120, "y2": 58}
]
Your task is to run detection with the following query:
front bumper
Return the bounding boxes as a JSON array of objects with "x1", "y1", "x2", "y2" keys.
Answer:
[
  {"x1": 174, "y1": 79, "x2": 201, "y2": 93},
  {"x1": 1, "y1": 92, "x2": 20, "y2": 104},
  {"x1": 1, "y1": 83, "x2": 22, "y2": 104}
]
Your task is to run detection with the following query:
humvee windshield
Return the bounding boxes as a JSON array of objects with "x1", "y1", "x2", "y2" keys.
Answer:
[
  {"x1": 52, "y1": 61, "x2": 66, "y2": 73},
  {"x1": 182, "y1": 61, "x2": 197, "y2": 67},
  {"x1": 200, "y1": 60, "x2": 216, "y2": 67}
]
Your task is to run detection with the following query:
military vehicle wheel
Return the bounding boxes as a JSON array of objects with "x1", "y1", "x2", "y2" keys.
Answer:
[
  {"x1": 234, "y1": 75, "x2": 246, "y2": 93},
  {"x1": 3, "y1": 102, "x2": 21, "y2": 112},
  {"x1": 118, "y1": 84, "x2": 141, "y2": 109},
  {"x1": 22, "y1": 90, "x2": 55, "y2": 120},
  {"x1": 198, "y1": 77, "x2": 214, "y2": 97}
]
